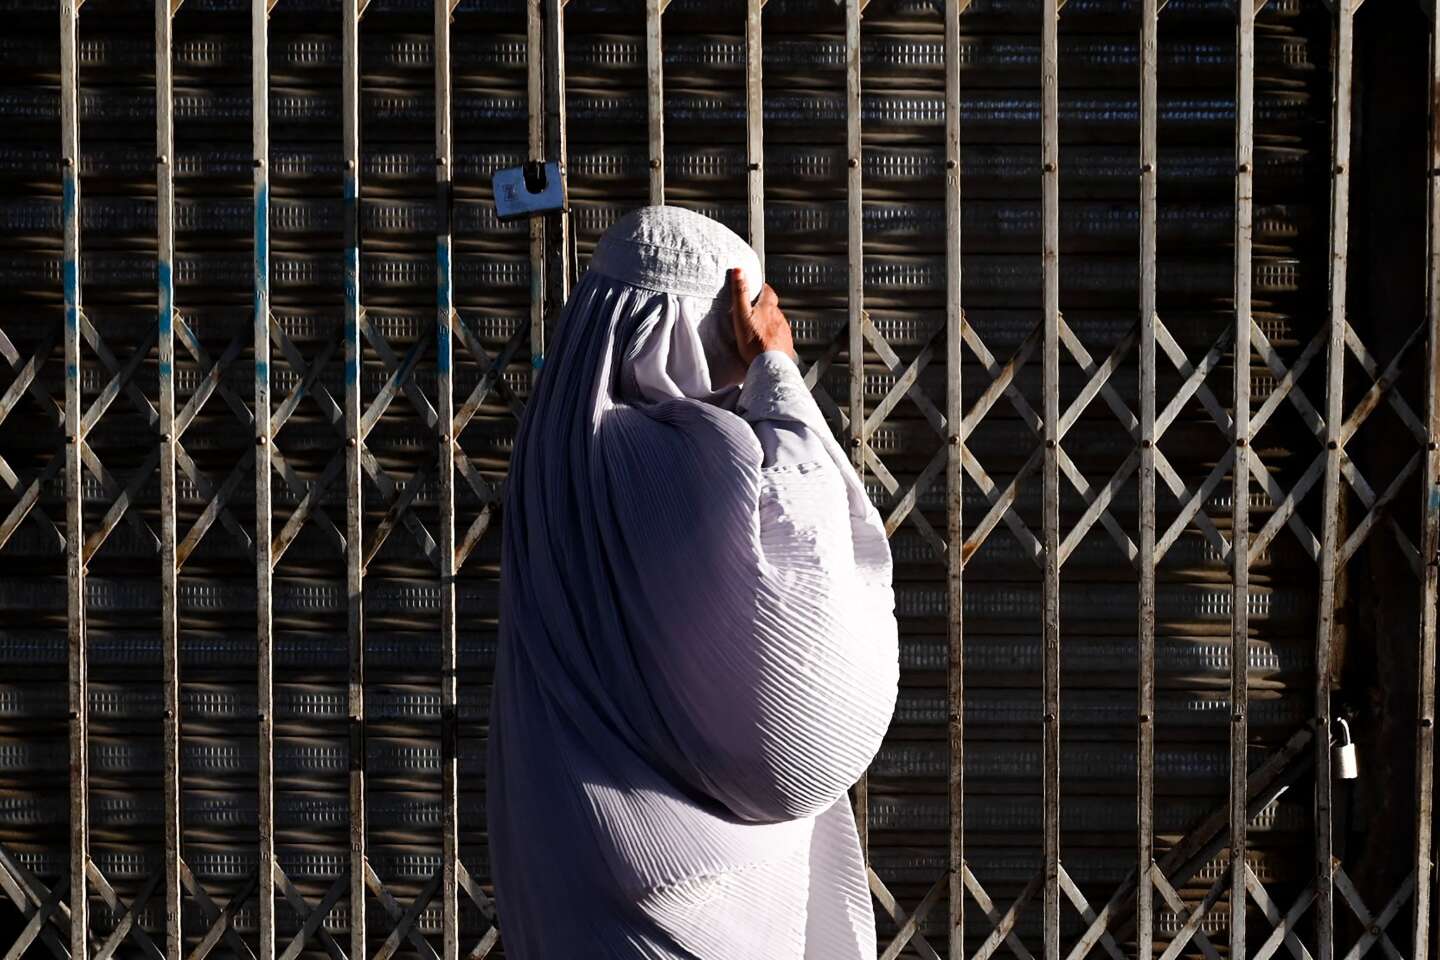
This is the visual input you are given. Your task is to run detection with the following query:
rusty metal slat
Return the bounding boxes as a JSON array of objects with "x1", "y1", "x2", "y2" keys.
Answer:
[
  {"x1": 745, "y1": 0, "x2": 765, "y2": 261},
  {"x1": 646, "y1": 0, "x2": 664, "y2": 205},
  {"x1": 154, "y1": 0, "x2": 183, "y2": 954},
  {"x1": 342, "y1": 1, "x2": 367, "y2": 957},
  {"x1": 59, "y1": 1, "x2": 88, "y2": 956},
  {"x1": 1041, "y1": 0, "x2": 1061, "y2": 955},
  {"x1": 1137, "y1": 0, "x2": 1158, "y2": 951},
  {"x1": 944, "y1": 1, "x2": 965, "y2": 956},
  {"x1": 528, "y1": 0, "x2": 545, "y2": 384},
  {"x1": 845, "y1": 0, "x2": 868, "y2": 858},
  {"x1": 253, "y1": 0, "x2": 276, "y2": 954},
  {"x1": 543, "y1": 0, "x2": 569, "y2": 340},
  {"x1": 434, "y1": 0, "x2": 460, "y2": 956},
  {"x1": 1312, "y1": 5, "x2": 1354, "y2": 960},
  {"x1": 1417, "y1": 1, "x2": 1440, "y2": 953},
  {"x1": 1231, "y1": 0, "x2": 1257, "y2": 953}
]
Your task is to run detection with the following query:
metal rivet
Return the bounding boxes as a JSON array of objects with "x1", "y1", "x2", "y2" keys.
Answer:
[
  {"x1": 436, "y1": 157, "x2": 447, "y2": 167},
  {"x1": 61, "y1": 156, "x2": 74, "y2": 167},
  {"x1": 1141, "y1": 162, "x2": 1153, "y2": 173},
  {"x1": 1335, "y1": 163, "x2": 1346, "y2": 175},
  {"x1": 254, "y1": 158, "x2": 266, "y2": 168},
  {"x1": 157, "y1": 154, "x2": 169, "y2": 165},
  {"x1": 947, "y1": 712, "x2": 960, "y2": 723},
  {"x1": 346, "y1": 438, "x2": 356, "y2": 448},
  {"x1": 164, "y1": 709, "x2": 174, "y2": 719},
  {"x1": 848, "y1": 436, "x2": 861, "y2": 448},
  {"x1": 68, "y1": 710, "x2": 79, "y2": 720},
  {"x1": 1043, "y1": 713, "x2": 1056, "y2": 723},
  {"x1": 160, "y1": 433, "x2": 171, "y2": 442},
  {"x1": 440, "y1": 433, "x2": 451, "y2": 444},
  {"x1": 1233, "y1": 712, "x2": 1245, "y2": 722},
  {"x1": 1045, "y1": 438, "x2": 1056, "y2": 449},
  {"x1": 1043, "y1": 162, "x2": 1055, "y2": 173},
  {"x1": 1327, "y1": 440, "x2": 1338, "y2": 449},
  {"x1": 748, "y1": 162, "x2": 761, "y2": 171},
  {"x1": 649, "y1": 158, "x2": 661, "y2": 169},
  {"x1": 1423, "y1": 717, "x2": 1434, "y2": 728},
  {"x1": 1238, "y1": 162, "x2": 1250, "y2": 173},
  {"x1": 256, "y1": 436, "x2": 268, "y2": 446},
  {"x1": 1141, "y1": 439, "x2": 1152, "y2": 448},
  {"x1": 257, "y1": 712, "x2": 268, "y2": 722},
  {"x1": 847, "y1": 157, "x2": 859, "y2": 169},
  {"x1": 945, "y1": 159, "x2": 957, "y2": 170},
  {"x1": 1237, "y1": 438, "x2": 1247, "y2": 448},
  {"x1": 1428, "y1": 442, "x2": 1438, "y2": 451},
  {"x1": 345, "y1": 159, "x2": 356, "y2": 170},
  {"x1": 1139, "y1": 713, "x2": 1152, "y2": 723},
  {"x1": 66, "y1": 435, "x2": 76, "y2": 445}
]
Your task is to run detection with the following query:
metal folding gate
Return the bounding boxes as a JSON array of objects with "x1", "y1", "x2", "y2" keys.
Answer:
[{"x1": 0, "y1": 0, "x2": 1435, "y2": 957}]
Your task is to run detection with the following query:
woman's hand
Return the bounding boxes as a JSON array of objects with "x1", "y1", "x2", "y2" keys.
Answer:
[{"x1": 729, "y1": 268, "x2": 796, "y2": 365}]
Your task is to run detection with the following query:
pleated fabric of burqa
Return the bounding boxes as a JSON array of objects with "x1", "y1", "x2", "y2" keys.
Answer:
[{"x1": 485, "y1": 205, "x2": 900, "y2": 958}]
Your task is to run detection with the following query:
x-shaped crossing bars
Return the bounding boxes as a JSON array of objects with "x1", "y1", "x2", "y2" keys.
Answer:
[
  {"x1": 447, "y1": 310, "x2": 529, "y2": 572},
  {"x1": 0, "y1": 848, "x2": 71, "y2": 960},
  {"x1": 0, "y1": 328, "x2": 65, "y2": 553},
  {"x1": 181, "y1": 860, "x2": 257, "y2": 960},
  {"x1": 455, "y1": 861, "x2": 501, "y2": 958}
]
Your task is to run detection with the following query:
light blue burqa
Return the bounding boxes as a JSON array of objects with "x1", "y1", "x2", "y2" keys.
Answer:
[{"x1": 485, "y1": 206, "x2": 899, "y2": 958}]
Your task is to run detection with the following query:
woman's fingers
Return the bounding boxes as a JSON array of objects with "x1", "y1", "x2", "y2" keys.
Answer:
[{"x1": 729, "y1": 268, "x2": 751, "y2": 323}]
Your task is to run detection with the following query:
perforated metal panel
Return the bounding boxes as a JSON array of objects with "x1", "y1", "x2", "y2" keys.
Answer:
[{"x1": 0, "y1": 0, "x2": 1434, "y2": 957}]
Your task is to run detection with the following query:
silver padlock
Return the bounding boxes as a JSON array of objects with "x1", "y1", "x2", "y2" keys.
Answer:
[
  {"x1": 492, "y1": 160, "x2": 567, "y2": 221},
  {"x1": 1332, "y1": 718, "x2": 1359, "y2": 780}
]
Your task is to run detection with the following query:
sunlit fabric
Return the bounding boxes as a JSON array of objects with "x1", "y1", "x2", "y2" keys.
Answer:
[{"x1": 485, "y1": 205, "x2": 900, "y2": 958}]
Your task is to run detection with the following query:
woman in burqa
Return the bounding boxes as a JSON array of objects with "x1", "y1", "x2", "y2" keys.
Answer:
[{"x1": 485, "y1": 204, "x2": 900, "y2": 958}]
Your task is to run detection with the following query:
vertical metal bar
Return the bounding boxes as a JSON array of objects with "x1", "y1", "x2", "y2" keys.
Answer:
[
  {"x1": 341, "y1": 0, "x2": 366, "y2": 957},
  {"x1": 645, "y1": 0, "x2": 664, "y2": 205},
  {"x1": 155, "y1": 0, "x2": 183, "y2": 954},
  {"x1": 1230, "y1": 0, "x2": 1256, "y2": 954},
  {"x1": 1313, "y1": 6, "x2": 1354, "y2": 960},
  {"x1": 1416, "y1": 4, "x2": 1440, "y2": 953},
  {"x1": 527, "y1": 0, "x2": 545, "y2": 383},
  {"x1": 1040, "y1": 0, "x2": 1061, "y2": 953},
  {"x1": 744, "y1": 0, "x2": 764, "y2": 261},
  {"x1": 845, "y1": 0, "x2": 867, "y2": 856},
  {"x1": 1137, "y1": 0, "x2": 1158, "y2": 953},
  {"x1": 59, "y1": 3, "x2": 88, "y2": 957},
  {"x1": 943, "y1": 1, "x2": 964, "y2": 956},
  {"x1": 434, "y1": 1, "x2": 460, "y2": 957},
  {"x1": 542, "y1": 0, "x2": 569, "y2": 334},
  {"x1": 252, "y1": 0, "x2": 276, "y2": 954}
]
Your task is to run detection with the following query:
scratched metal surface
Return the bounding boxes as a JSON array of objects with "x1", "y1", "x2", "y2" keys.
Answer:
[{"x1": 0, "y1": 0, "x2": 1368, "y2": 954}]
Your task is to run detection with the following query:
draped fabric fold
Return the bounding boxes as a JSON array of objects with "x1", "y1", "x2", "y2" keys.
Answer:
[{"x1": 486, "y1": 205, "x2": 899, "y2": 958}]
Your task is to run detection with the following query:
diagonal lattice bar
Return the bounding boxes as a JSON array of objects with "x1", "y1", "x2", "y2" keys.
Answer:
[
  {"x1": 456, "y1": 861, "x2": 501, "y2": 957},
  {"x1": 278, "y1": 874, "x2": 347, "y2": 960},
  {"x1": 1057, "y1": 865, "x2": 1124, "y2": 960},
  {"x1": 1335, "y1": 867, "x2": 1413, "y2": 960},
  {"x1": 1153, "y1": 866, "x2": 1224, "y2": 960},
  {"x1": 867, "y1": 867, "x2": 942, "y2": 960},
  {"x1": 965, "y1": 864, "x2": 1042, "y2": 960},
  {"x1": 1245, "y1": 862, "x2": 1317, "y2": 960},
  {"x1": 181, "y1": 861, "x2": 258, "y2": 960},
  {"x1": 363, "y1": 862, "x2": 440, "y2": 960}
]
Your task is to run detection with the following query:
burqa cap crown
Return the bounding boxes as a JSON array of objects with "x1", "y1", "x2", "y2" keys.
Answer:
[{"x1": 589, "y1": 204, "x2": 764, "y2": 302}]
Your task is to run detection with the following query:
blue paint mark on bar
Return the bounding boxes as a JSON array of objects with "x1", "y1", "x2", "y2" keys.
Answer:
[
  {"x1": 436, "y1": 240, "x2": 452, "y2": 375},
  {"x1": 254, "y1": 183, "x2": 269, "y2": 290},
  {"x1": 532, "y1": 354, "x2": 544, "y2": 369},
  {"x1": 343, "y1": 173, "x2": 361, "y2": 386},
  {"x1": 158, "y1": 262, "x2": 173, "y2": 337},
  {"x1": 62, "y1": 173, "x2": 78, "y2": 322},
  {"x1": 255, "y1": 359, "x2": 268, "y2": 383}
]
